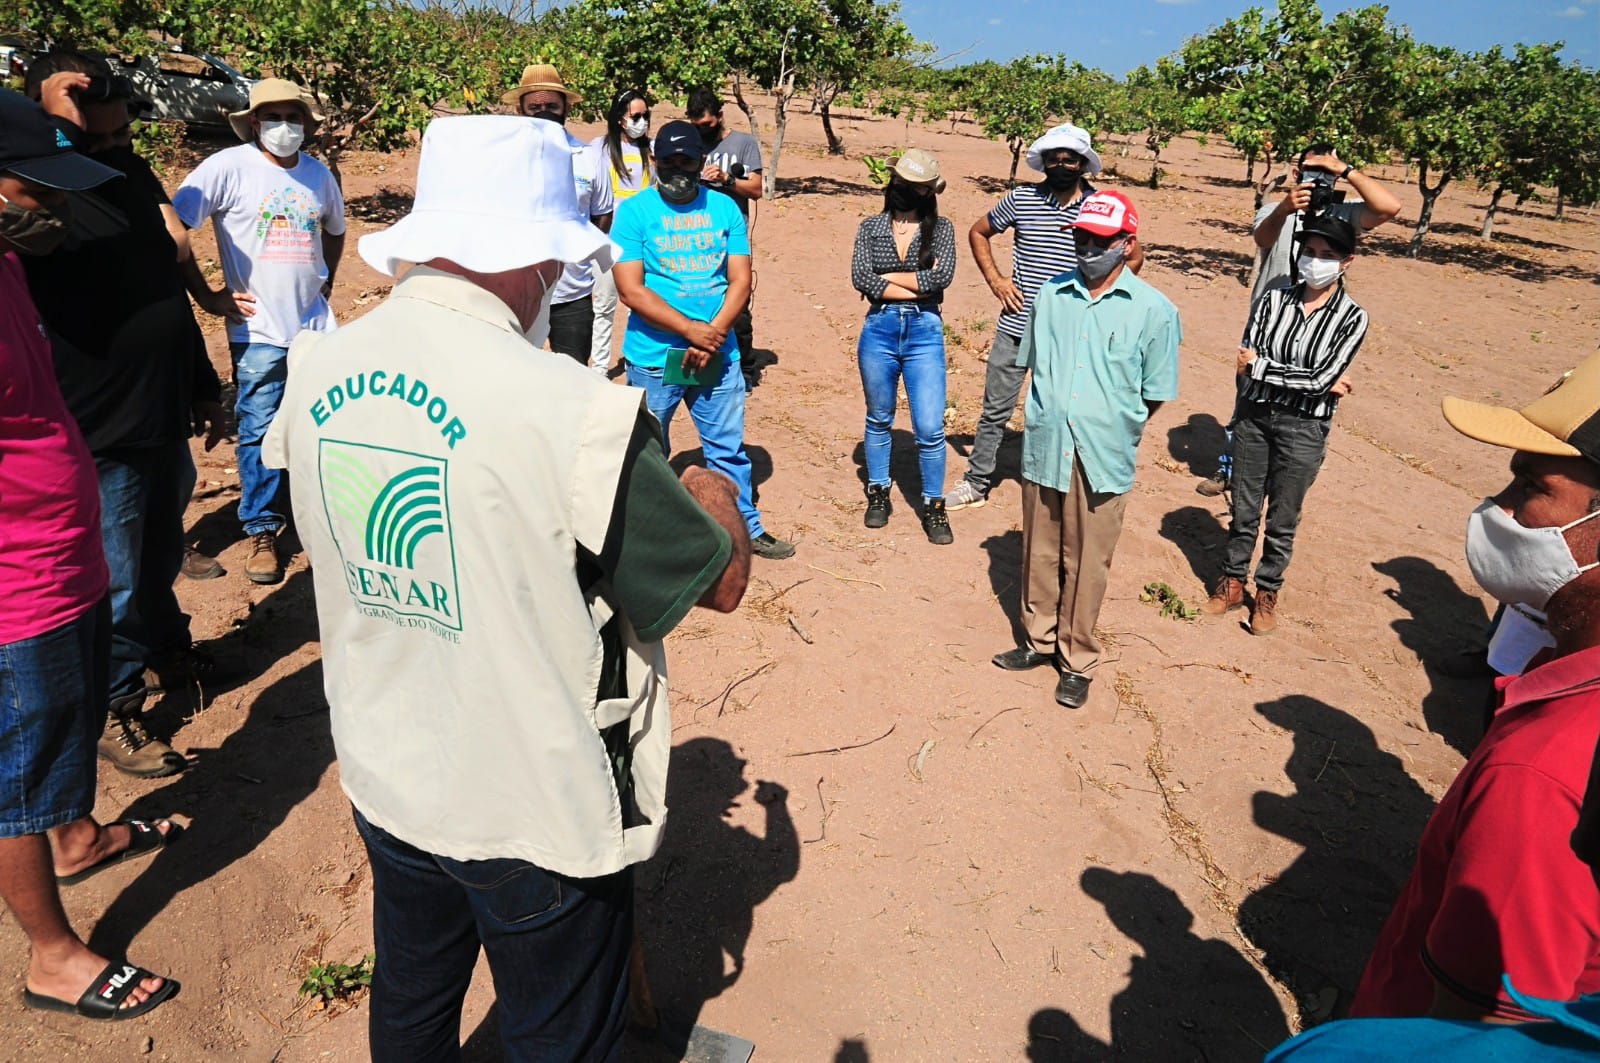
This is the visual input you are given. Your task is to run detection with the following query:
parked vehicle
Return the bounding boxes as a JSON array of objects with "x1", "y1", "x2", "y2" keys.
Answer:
[{"x1": 116, "y1": 48, "x2": 255, "y2": 130}]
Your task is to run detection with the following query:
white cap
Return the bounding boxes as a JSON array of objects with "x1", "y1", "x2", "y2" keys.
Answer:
[
  {"x1": 1025, "y1": 123, "x2": 1103, "y2": 175},
  {"x1": 359, "y1": 116, "x2": 617, "y2": 278}
]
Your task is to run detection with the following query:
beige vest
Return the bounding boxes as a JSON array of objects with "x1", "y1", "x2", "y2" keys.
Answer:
[{"x1": 263, "y1": 267, "x2": 671, "y2": 877}]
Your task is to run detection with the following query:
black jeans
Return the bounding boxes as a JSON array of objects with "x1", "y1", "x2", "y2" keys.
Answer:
[
  {"x1": 548, "y1": 296, "x2": 594, "y2": 367},
  {"x1": 355, "y1": 808, "x2": 632, "y2": 1063},
  {"x1": 1222, "y1": 400, "x2": 1331, "y2": 592}
]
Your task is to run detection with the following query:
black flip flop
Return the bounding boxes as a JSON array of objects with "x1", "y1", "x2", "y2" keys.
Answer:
[
  {"x1": 23, "y1": 960, "x2": 179, "y2": 1021},
  {"x1": 56, "y1": 819, "x2": 180, "y2": 887}
]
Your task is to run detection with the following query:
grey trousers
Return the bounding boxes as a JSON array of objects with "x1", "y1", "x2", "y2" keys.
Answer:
[
  {"x1": 961, "y1": 331, "x2": 1026, "y2": 494},
  {"x1": 1222, "y1": 400, "x2": 1332, "y2": 592}
]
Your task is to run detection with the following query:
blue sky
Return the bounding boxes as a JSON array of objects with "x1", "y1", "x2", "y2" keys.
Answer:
[{"x1": 901, "y1": 0, "x2": 1598, "y2": 74}]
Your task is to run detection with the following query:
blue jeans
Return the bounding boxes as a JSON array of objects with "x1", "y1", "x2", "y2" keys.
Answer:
[
  {"x1": 857, "y1": 305, "x2": 947, "y2": 501},
  {"x1": 354, "y1": 809, "x2": 632, "y2": 1063},
  {"x1": 0, "y1": 601, "x2": 106, "y2": 838},
  {"x1": 230, "y1": 342, "x2": 289, "y2": 535},
  {"x1": 625, "y1": 354, "x2": 765, "y2": 537},
  {"x1": 97, "y1": 442, "x2": 193, "y2": 704}
]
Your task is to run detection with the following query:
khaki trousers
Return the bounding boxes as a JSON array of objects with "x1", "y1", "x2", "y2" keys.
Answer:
[{"x1": 1020, "y1": 458, "x2": 1129, "y2": 676}]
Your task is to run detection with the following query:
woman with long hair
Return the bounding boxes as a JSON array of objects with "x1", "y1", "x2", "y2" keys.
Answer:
[
  {"x1": 849, "y1": 149, "x2": 958, "y2": 544},
  {"x1": 588, "y1": 89, "x2": 653, "y2": 373}
]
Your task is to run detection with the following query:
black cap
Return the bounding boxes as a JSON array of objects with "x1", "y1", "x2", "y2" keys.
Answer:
[
  {"x1": 653, "y1": 120, "x2": 705, "y2": 163},
  {"x1": 0, "y1": 88, "x2": 119, "y2": 190},
  {"x1": 1295, "y1": 213, "x2": 1357, "y2": 257}
]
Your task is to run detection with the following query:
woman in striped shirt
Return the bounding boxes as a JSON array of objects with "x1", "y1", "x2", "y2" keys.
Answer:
[
  {"x1": 849, "y1": 149, "x2": 958, "y2": 544},
  {"x1": 1203, "y1": 212, "x2": 1368, "y2": 634}
]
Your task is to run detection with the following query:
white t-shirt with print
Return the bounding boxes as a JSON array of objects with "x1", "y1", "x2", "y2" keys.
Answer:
[
  {"x1": 550, "y1": 137, "x2": 616, "y2": 305},
  {"x1": 174, "y1": 143, "x2": 346, "y2": 348}
]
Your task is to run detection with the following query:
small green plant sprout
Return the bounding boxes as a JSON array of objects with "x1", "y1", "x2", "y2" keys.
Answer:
[
  {"x1": 1141, "y1": 582, "x2": 1199, "y2": 621},
  {"x1": 300, "y1": 953, "x2": 375, "y2": 1004},
  {"x1": 863, "y1": 153, "x2": 899, "y2": 187}
]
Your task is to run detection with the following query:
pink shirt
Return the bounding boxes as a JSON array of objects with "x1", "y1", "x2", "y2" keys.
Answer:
[{"x1": 0, "y1": 252, "x2": 106, "y2": 644}]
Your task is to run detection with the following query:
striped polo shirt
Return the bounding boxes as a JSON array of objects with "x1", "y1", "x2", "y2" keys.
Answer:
[
  {"x1": 988, "y1": 182, "x2": 1095, "y2": 339},
  {"x1": 1238, "y1": 279, "x2": 1369, "y2": 419}
]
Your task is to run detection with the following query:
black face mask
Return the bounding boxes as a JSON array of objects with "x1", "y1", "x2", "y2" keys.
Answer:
[
  {"x1": 887, "y1": 183, "x2": 924, "y2": 214},
  {"x1": 696, "y1": 123, "x2": 720, "y2": 147},
  {"x1": 0, "y1": 194, "x2": 71, "y2": 256},
  {"x1": 658, "y1": 169, "x2": 700, "y2": 204},
  {"x1": 1043, "y1": 165, "x2": 1081, "y2": 191},
  {"x1": 530, "y1": 109, "x2": 567, "y2": 126}
]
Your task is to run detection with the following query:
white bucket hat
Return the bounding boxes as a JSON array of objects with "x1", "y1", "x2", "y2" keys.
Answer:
[
  {"x1": 359, "y1": 116, "x2": 617, "y2": 278},
  {"x1": 1025, "y1": 123, "x2": 1103, "y2": 175}
]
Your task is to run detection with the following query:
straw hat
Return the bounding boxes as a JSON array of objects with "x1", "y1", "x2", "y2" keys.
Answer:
[
  {"x1": 1443, "y1": 353, "x2": 1600, "y2": 464},
  {"x1": 358, "y1": 115, "x2": 616, "y2": 279},
  {"x1": 228, "y1": 78, "x2": 323, "y2": 142},
  {"x1": 500, "y1": 64, "x2": 582, "y2": 108}
]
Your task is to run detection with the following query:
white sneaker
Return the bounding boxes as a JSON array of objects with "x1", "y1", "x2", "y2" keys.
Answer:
[{"x1": 945, "y1": 480, "x2": 988, "y2": 511}]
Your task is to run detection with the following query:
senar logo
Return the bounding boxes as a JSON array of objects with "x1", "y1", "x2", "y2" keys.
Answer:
[{"x1": 319, "y1": 440, "x2": 464, "y2": 637}]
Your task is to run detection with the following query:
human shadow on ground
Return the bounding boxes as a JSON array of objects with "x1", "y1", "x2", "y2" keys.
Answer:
[
  {"x1": 89, "y1": 659, "x2": 334, "y2": 957},
  {"x1": 980, "y1": 530, "x2": 1026, "y2": 646},
  {"x1": 1025, "y1": 869, "x2": 1291, "y2": 1061},
  {"x1": 1159, "y1": 506, "x2": 1228, "y2": 589},
  {"x1": 1359, "y1": 227, "x2": 1593, "y2": 284},
  {"x1": 741, "y1": 347, "x2": 780, "y2": 391},
  {"x1": 964, "y1": 174, "x2": 1014, "y2": 196},
  {"x1": 345, "y1": 187, "x2": 414, "y2": 226},
  {"x1": 625, "y1": 737, "x2": 801, "y2": 1060},
  {"x1": 1237, "y1": 695, "x2": 1437, "y2": 1023},
  {"x1": 849, "y1": 430, "x2": 937, "y2": 512},
  {"x1": 834, "y1": 1038, "x2": 871, "y2": 1062},
  {"x1": 1166, "y1": 413, "x2": 1230, "y2": 479},
  {"x1": 1142, "y1": 243, "x2": 1256, "y2": 286},
  {"x1": 943, "y1": 430, "x2": 1024, "y2": 492},
  {"x1": 1372, "y1": 556, "x2": 1494, "y2": 755},
  {"x1": 672, "y1": 444, "x2": 775, "y2": 501},
  {"x1": 773, "y1": 174, "x2": 880, "y2": 199}
]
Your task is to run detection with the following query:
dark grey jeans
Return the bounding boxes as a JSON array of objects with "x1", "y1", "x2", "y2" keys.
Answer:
[
  {"x1": 961, "y1": 330, "x2": 1026, "y2": 494},
  {"x1": 1222, "y1": 400, "x2": 1332, "y2": 592}
]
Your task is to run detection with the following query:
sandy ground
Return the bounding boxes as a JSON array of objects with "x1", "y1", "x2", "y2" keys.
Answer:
[{"x1": 3, "y1": 99, "x2": 1597, "y2": 1063}]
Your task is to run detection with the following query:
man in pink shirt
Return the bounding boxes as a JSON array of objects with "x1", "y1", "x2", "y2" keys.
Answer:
[{"x1": 0, "y1": 84, "x2": 177, "y2": 1020}]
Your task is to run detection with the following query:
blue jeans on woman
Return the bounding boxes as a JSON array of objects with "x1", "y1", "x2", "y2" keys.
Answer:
[
  {"x1": 625, "y1": 353, "x2": 765, "y2": 537},
  {"x1": 858, "y1": 305, "x2": 947, "y2": 501},
  {"x1": 229, "y1": 342, "x2": 290, "y2": 536},
  {"x1": 354, "y1": 809, "x2": 632, "y2": 1063}
]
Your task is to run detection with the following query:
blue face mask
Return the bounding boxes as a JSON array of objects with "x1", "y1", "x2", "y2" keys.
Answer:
[{"x1": 1077, "y1": 242, "x2": 1125, "y2": 282}]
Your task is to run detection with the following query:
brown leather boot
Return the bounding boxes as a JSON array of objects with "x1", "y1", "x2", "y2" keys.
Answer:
[
  {"x1": 1250, "y1": 589, "x2": 1279, "y2": 635},
  {"x1": 244, "y1": 530, "x2": 283, "y2": 584},
  {"x1": 1201, "y1": 576, "x2": 1246, "y2": 616}
]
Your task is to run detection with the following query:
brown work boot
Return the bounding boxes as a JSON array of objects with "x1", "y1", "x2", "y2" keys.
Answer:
[
  {"x1": 244, "y1": 530, "x2": 283, "y2": 584},
  {"x1": 99, "y1": 708, "x2": 186, "y2": 779},
  {"x1": 180, "y1": 545, "x2": 225, "y2": 580},
  {"x1": 1250, "y1": 589, "x2": 1279, "y2": 636},
  {"x1": 1201, "y1": 576, "x2": 1246, "y2": 616},
  {"x1": 144, "y1": 642, "x2": 243, "y2": 695}
]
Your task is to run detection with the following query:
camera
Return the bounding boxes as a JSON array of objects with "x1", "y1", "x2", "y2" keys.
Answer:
[
  {"x1": 74, "y1": 74, "x2": 136, "y2": 105},
  {"x1": 1300, "y1": 168, "x2": 1346, "y2": 216}
]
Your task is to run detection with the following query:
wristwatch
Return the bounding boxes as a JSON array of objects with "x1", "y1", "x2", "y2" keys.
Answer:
[{"x1": 1340, "y1": 164, "x2": 1354, "y2": 180}]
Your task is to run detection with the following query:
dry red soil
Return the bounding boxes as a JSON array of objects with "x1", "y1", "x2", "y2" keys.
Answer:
[{"x1": 3, "y1": 100, "x2": 1596, "y2": 1062}]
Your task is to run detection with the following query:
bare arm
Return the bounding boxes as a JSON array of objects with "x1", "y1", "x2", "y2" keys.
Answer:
[
  {"x1": 730, "y1": 170, "x2": 762, "y2": 202},
  {"x1": 679, "y1": 467, "x2": 751, "y2": 612},
  {"x1": 593, "y1": 212, "x2": 613, "y2": 234},
  {"x1": 1253, "y1": 187, "x2": 1310, "y2": 250},
  {"x1": 159, "y1": 203, "x2": 191, "y2": 263},
  {"x1": 322, "y1": 230, "x2": 345, "y2": 291},
  {"x1": 180, "y1": 254, "x2": 255, "y2": 323},
  {"x1": 969, "y1": 215, "x2": 1023, "y2": 313},
  {"x1": 1347, "y1": 169, "x2": 1401, "y2": 230}
]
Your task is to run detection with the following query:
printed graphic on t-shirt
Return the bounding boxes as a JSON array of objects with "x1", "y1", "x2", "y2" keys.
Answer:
[
  {"x1": 318, "y1": 439, "x2": 462, "y2": 639},
  {"x1": 255, "y1": 186, "x2": 324, "y2": 265}
]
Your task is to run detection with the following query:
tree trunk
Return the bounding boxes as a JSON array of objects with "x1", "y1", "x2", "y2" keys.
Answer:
[
  {"x1": 1555, "y1": 188, "x2": 1566, "y2": 221},
  {"x1": 730, "y1": 72, "x2": 759, "y2": 137},
  {"x1": 1479, "y1": 185, "x2": 1504, "y2": 241},
  {"x1": 820, "y1": 88, "x2": 844, "y2": 156},
  {"x1": 1008, "y1": 141, "x2": 1021, "y2": 185},
  {"x1": 1147, "y1": 136, "x2": 1161, "y2": 189},
  {"x1": 1244, "y1": 149, "x2": 1256, "y2": 188},
  {"x1": 766, "y1": 88, "x2": 790, "y2": 199},
  {"x1": 1408, "y1": 165, "x2": 1450, "y2": 257}
]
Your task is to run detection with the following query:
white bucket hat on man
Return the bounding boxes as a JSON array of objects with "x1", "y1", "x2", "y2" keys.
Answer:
[
  {"x1": 1025, "y1": 123, "x2": 1103, "y2": 175},
  {"x1": 359, "y1": 116, "x2": 616, "y2": 278}
]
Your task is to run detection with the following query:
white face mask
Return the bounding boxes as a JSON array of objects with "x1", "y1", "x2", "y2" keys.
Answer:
[
  {"x1": 623, "y1": 116, "x2": 649, "y2": 139},
  {"x1": 1297, "y1": 253, "x2": 1343, "y2": 289},
  {"x1": 259, "y1": 120, "x2": 305, "y2": 159},
  {"x1": 1465, "y1": 498, "x2": 1600, "y2": 610},
  {"x1": 522, "y1": 269, "x2": 559, "y2": 348}
]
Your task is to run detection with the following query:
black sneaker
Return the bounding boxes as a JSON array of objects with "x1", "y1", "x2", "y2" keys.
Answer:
[
  {"x1": 921, "y1": 499, "x2": 953, "y2": 545},
  {"x1": 750, "y1": 532, "x2": 796, "y2": 560},
  {"x1": 864, "y1": 484, "x2": 891, "y2": 529}
]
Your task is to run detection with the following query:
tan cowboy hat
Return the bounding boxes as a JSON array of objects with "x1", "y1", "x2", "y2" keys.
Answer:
[
  {"x1": 500, "y1": 64, "x2": 582, "y2": 108},
  {"x1": 1443, "y1": 352, "x2": 1600, "y2": 465},
  {"x1": 227, "y1": 78, "x2": 323, "y2": 142},
  {"x1": 891, "y1": 148, "x2": 946, "y2": 193}
]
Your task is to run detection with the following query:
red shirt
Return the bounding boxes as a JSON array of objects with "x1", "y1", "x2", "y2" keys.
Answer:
[
  {"x1": 1350, "y1": 644, "x2": 1600, "y2": 1018},
  {"x1": 0, "y1": 252, "x2": 106, "y2": 643}
]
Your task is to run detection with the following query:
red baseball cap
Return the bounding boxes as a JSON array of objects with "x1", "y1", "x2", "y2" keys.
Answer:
[{"x1": 1073, "y1": 190, "x2": 1139, "y2": 237}]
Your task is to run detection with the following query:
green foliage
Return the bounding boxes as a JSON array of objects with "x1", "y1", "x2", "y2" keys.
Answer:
[
  {"x1": 862, "y1": 152, "x2": 895, "y2": 186},
  {"x1": 299, "y1": 953, "x2": 374, "y2": 1003},
  {"x1": 1141, "y1": 583, "x2": 1199, "y2": 622}
]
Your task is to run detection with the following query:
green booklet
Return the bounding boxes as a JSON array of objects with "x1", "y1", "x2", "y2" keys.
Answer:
[{"x1": 663, "y1": 347, "x2": 725, "y2": 387}]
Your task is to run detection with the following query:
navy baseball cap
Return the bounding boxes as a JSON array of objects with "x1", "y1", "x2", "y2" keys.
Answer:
[
  {"x1": 0, "y1": 88, "x2": 119, "y2": 190},
  {"x1": 653, "y1": 120, "x2": 705, "y2": 163}
]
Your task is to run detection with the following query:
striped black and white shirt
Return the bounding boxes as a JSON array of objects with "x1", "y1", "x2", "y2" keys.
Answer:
[
  {"x1": 850, "y1": 213, "x2": 958, "y2": 308},
  {"x1": 1237, "y1": 280, "x2": 1368, "y2": 419},
  {"x1": 988, "y1": 182, "x2": 1095, "y2": 339}
]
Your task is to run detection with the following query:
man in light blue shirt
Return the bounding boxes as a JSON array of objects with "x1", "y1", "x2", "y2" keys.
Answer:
[{"x1": 992, "y1": 190, "x2": 1180, "y2": 708}]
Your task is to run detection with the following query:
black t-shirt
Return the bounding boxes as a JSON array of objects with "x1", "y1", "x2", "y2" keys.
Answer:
[{"x1": 22, "y1": 146, "x2": 221, "y2": 453}]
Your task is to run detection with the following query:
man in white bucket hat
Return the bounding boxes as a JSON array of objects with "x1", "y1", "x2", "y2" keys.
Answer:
[{"x1": 262, "y1": 115, "x2": 751, "y2": 1062}]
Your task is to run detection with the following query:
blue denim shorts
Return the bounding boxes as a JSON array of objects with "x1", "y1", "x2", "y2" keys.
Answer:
[{"x1": 0, "y1": 601, "x2": 106, "y2": 838}]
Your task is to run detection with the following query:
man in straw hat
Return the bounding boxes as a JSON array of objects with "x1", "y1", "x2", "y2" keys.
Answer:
[
  {"x1": 262, "y1": 115, "x2": 750, "y2": 1061},
  {"x1": 501, "y1": 64, "x2": 615, "y2": 368},
  {"x1": 1349, "y1": 354, "x2": 1600, "y2": 1022},
  {"x1": 174, "y1": 76, "x2": 345, "y2": 585}
]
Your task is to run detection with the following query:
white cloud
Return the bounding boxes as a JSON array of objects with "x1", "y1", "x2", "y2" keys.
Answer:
[
  {"x1": 988, "y1": 17, "x2": 1003, "y2": 24},
  {"x1": 1556, "y1": 4, "x2": 1586, "y2": 15}
]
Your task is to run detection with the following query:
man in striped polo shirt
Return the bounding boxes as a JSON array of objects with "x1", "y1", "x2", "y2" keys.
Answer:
[
  {"x1": 1202, "y1": 213, "x2": 1368, "y2": 634},
  {"x1": 949, "y1": 123, "x2": 1143, "y2": 510}
]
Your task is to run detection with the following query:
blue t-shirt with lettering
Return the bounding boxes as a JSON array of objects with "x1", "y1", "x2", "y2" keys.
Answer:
[{"x1": 613, "y1": 186, "x2": 750, "y2": 370}]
